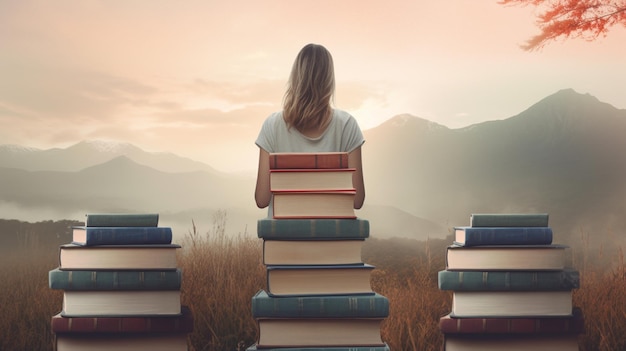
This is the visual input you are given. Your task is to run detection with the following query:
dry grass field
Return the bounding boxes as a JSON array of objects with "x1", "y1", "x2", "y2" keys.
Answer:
[{"x1": 0, "y1": 214, "x2": 625, "y2": 350}]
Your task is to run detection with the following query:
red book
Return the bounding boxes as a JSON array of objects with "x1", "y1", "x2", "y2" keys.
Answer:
[
  {"x1": 439, "y1": 307, "x2": 584, "y2": 334},
  {"x1": 269, "y1": 152, "x2": 349, "y2": 169},
  {"x1": 51, "y1": 306, "x2": 194, "y2": 333}
]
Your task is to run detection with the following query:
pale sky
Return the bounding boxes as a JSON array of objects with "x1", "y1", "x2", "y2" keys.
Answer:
[{"x1": 1, "y1": 0, "x2": 625, "y2": 172}]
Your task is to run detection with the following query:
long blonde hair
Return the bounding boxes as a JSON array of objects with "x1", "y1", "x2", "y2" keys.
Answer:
[{"x1": 283, "y1": 44, "x2": 335, "y2": 132}]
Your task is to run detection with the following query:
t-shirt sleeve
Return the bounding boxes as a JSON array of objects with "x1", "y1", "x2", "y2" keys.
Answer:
[
  {"x1": 341, "y1": 115, "x2": 365, "y2": 152},
  {"x1": 255, "y1": 114, "x2": 276, "y2": 153}
]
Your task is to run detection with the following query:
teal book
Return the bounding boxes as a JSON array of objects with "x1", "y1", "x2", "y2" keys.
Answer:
[
  {"x1": 85, "y1": 213, "x2": 159, "y2": 227},
  {"x1": 72, "y1": 226, "x2": 172, "y2": 246},
  {"x1": 257, "y1": 218, "x2": 369, "y2": 240},
  {"x1": 246, "y1": 345, "x2": 390, "y2": 351},
  {"x1": 470, "y1": 213, "x2": 549, "y2": 227},
  {"x1": 438, "y1": 269, "x2": 579, "y2": 291},
  {"x1": 251, "y1": 290, "x2": 388, "y2": 318},
  {"x1": 454, "y1": 226, "x2": 553, "y2": 246},
  {"x1": 49, "y1": 268, "x2": 182, "y2": 291}
]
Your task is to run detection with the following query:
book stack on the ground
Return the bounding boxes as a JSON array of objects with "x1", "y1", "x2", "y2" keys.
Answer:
[
  {"x1": 248, "y1": 152, "x2": 389, "y2": 351},
  {"x1": 48, "y1": 213, "x2": 192, "y2": 351},
  {"x1": 438, "y1": 213, "x2": 584, "y2": 350}
]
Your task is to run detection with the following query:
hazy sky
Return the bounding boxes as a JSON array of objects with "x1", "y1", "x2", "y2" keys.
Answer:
[{"x1": 1, "y1": 0, "x2": 625, "y2": 172}]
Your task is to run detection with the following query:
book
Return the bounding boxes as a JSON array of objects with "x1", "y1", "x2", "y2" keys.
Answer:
[
  {"x1": 443, "y1": 334, "x2": 579, "y2": 351},
  {"x1": 266, "y1": 264, "x2": 374, "y2": 296},
  {"x1": 62, "y1": 290, "x2": 181, "y2": 317},
  {"x1": 438, "y1": 268, "x2": 580, "y2": 291},
  {"x1": 451, "y1": 290, "x2": 573, "y2": 317},
  {"x1": 59, "y1": 244, "x2": 180, "y2": 270},
  {"x1": 453, "y1": 226, "x2": 553, "y2": 246},
  {"x1": 51, "y1": 306, "x2": 194, "y2": 333},
  {"x1": 251, "y1": 290, "x2": 389, "y2": 318},
  {"x1": 72, "y1": 226, "x2": 172, "y2": 246},
  {"x1": 445, "y1": 244, "x2": 568, "y2": 271},
  {"x1": 55, "y1": 333, "x2": 188, "y2": 351},
  {"x1": 269, "y1": 152, "x2": 349, "y2": 169},
  {"x1": 272, "y1": 191, "x2": 357, "y2": 219},
  {"x1": 270, "y1": 168, "x2": 355, "y2": 192},
  {"x1": 84, "y1": 213, "x2": 159, "y2": 227},
  {"x1": 263, "y1": 239, "x2": 364, "y2": 265},
  {"x1": 49, "y1": 268, "x2": 182, "y2": 291},
  {"x1": 469, "y1": 213, "x2": 549, "y2": 227},
  {"x1": 246, "y1": 344, "x2": 391, "y2": 351},
  {"x1": 439, "y1": 307, "x2": 584, "y2": 334},
  {"x1": 257, "y1": 218, "x2": 369, "y2": 240},
  {"x1": 256, "y1": 318, "x2": 385, "y2": 348}
]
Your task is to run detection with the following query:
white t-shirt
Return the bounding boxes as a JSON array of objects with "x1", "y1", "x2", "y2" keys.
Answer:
[{"x1": 255, "y1": 109, "x2": 365, "y2": 153}]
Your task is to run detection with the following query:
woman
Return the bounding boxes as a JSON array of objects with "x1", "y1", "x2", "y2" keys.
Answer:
[{"x1": 254, "y1": 43, "x2": 365, "y2": 211}]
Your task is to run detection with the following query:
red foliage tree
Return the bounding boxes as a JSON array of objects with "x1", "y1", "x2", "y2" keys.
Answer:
[{"x1": 500, "y1": 0, "x2": 626, "y2": 50}]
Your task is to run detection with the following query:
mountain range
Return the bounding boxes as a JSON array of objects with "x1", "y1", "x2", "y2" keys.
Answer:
[{"x1": 1, "y1": 88, "x2": 625, "y2": 246}]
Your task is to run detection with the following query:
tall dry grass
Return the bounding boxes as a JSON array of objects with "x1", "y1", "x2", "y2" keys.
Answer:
[
  {"x1": 178, "y1": 210, "x2": 265, "y2": 351},
  {"x1": 0, "y1": 248, "x2": 61, "y2": 350},
  {"x1": 1, "y1": 215, "x2": 626, "y2": 350}
]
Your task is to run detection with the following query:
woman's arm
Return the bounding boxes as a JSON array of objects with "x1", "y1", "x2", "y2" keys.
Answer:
[
  {"x1": 349, "y1": 146, "x2": 365, "y2": 209},
  {"x1": 254, "y1": 148, "x2": 271, "y2": 208}
]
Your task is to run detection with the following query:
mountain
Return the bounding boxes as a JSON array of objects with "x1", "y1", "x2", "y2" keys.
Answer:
[
  {"x1": 363, "y1": 88, "x2": 626, "y2": 246},
  {"x1": 0, "y1": 140, "x2": 217, "y2": 173},
  {"x1": 2, "y1": 88, "x2": 625, "y2": 245}
]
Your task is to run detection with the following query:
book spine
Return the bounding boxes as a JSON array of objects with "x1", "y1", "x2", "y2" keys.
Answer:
[
  {"x1": 269, "y1": 153, "x2": 349, "y2": 169},
  {"x1": 85, "y1": 213, "x2": 159, "y2": 227},
  {"x1": 456, "y1": 227, "x2": 553, "y2": 246},
  {"x1": 51, "y1": 306, "x2": 193, "y2": 333},
  {"x1": 438, "y1": 269, "x2": 580, "y2": 291},
  {"x1": 246, "y1": 345, "x2": 391, "y2": 351},
  {"x1": 49, "y1": 268, "x2": 182, "y2": 291},
  {"x1": 247, "y1": 345, "x2": 390, "y2": 351},
  {"x1": 251, "y1": 291, "x2": 389, "y2": 318},
  {"x1": 77, "y1": 227, "x2": 173, "y2": 246},
  {"x1": 470, "y1": 213, "x2": 549, "y2": 227},
  {"x1": 257, "y1": 218, "x2": 369, "y2": 239},
  {"x1": 439, "y1": 308, "x2": 584, "y2": 334}
]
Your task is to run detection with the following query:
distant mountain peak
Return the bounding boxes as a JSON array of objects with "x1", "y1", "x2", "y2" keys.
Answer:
[
  {"x1": 0, "y1": 144, "x2": 41, "y2": 153},
  {"x1": 545, "y1": 88, "x2": 599, "y2": 103},
  {"x1": 77, "y1": 140, "x2": 137, "y2": 153},
  {"x1": 383, "y1": 114, "x2": 448, "y2": 132}
]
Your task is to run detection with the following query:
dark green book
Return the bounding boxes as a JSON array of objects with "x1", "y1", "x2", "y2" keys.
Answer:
[
  {"x1": 438, "y1": 268, "x2": 579, "y2": 291},
  {"x1": 49, "y1": 268, "x2": 182, "y2": 290},
  {"x1": 246, "y1": 345, "x2": 390, "y2": 351},
  {"x1": 470, "y1": 213, "x2": 549, "y2": 227},
  {"x1": 257, "y1": 218, "x2": 369, "y2": 240},
  {"x1": 85, "y1": 213, "x2": 159, "y2": 227},
  {"x1": 251, "y1": 290, "x2": 389, "y2": 318}
]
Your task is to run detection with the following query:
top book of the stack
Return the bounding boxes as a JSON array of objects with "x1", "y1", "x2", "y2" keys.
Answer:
[
  {"x1": 269, "y1": 152, "x2": 349, "y2": 169},
  {"x1": 470, "y1": 213, "x2": 549, "y2": 227},
  {"x1": 84, "y1": 213, "x2": 159, "y2": 227}
]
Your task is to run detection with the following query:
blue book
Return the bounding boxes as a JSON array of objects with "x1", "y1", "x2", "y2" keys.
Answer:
[
  {"x1": 257, "y1": 218, "x2": 369, "y2": 240},
  {"x1": 72, "y1": 226, "x2": 173, "y2": 246},
  {"x1": 454, "y1": 226, "x2": 552, "y2": 246},
  {"x1": 438, "y1": 268, "x2": 579, "y2": 291},
  {"x1": 49, "y1": 268, "x2": 182, "y2": 291},
  {"x1": 252, "y1": 290, "x2": 389, "y2": 319}
]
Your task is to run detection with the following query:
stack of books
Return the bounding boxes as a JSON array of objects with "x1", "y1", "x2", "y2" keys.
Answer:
[
  {"x1": 248, "y1": 152, "x2": 390, "y2": 350},
  {"x1": 438, "y1": 213, "x2": 584, "y2": 350},
  {"x1": 48, "y1": 213, "x2": 193, "y2": 351}
]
